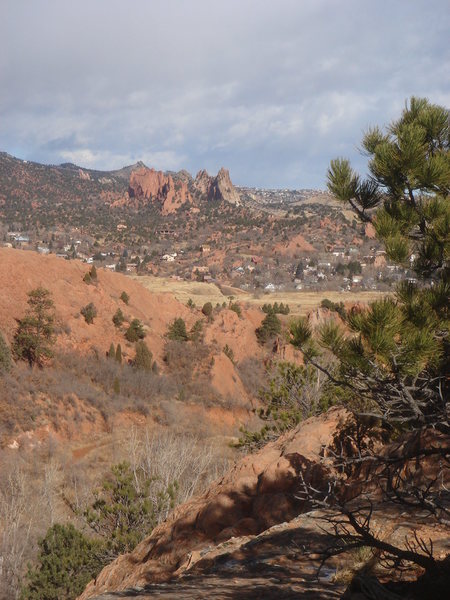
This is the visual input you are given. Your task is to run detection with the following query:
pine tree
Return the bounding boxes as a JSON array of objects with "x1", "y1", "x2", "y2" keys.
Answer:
[
  {"x1": 134, "y1": 341, "x2": 153, "y2": 371},
  {"x1": 20, "y1": 523, "x2": 103, "y2": 600},
  {"x1": 292, "y1": 97, "x2": 449, "y2": 430},
  {"x1": 256, "y1": 311, "x2": 281, "y2": 345},
  {"x1": 80, "y1": 302, "x2": 97, "y2": 324},
  {"x1": 13, "y1": 287, "x2": 56, "y2": 367},
  {"x1": 112, "y1": 308, "x2": 124, "y2": 328},
  {"x1": 90, "y1": 265, "x2": 98, "y2": 281},
  {"x1": 0, "y1": 331, "x2": 12, "y2": 374},
  {"x1": 115, "y1": 344, "x2": 122, "y2": 364},
  {"x1": 167, "y1": 318, "x2": 188, "y2": 341},
  {"x1": 120, "y1": 291, "x2": 129, "y2": 305},
  {"x1": 82, "y1": 462, "x2": 175, "y2": 559},
  {"x1": 108, "y1": 342, "x2": 115, "y2": 359},
  {"x1": 125, "y1": 319, "x2": 145, "y2": 342}
]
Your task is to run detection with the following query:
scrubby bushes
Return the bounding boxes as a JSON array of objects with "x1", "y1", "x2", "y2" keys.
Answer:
[
  {"x1": 238, "y1": 361, "x2": 321, "y2": 451},
  {"x1": 320, "y1": 298, "x2": 346, "y2": 318},
  {"x1": 229, "y1": 302, "x2": 242, "y2": 317}
]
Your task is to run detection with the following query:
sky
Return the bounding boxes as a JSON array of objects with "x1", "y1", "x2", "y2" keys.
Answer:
[{"x1": 1, "y1": 0, "x2": 449, "y2": 189}]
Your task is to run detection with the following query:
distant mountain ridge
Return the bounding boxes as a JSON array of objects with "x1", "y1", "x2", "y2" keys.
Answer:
[{"x1": 0, "y1": 151, "x2": 243, "y2": 212}]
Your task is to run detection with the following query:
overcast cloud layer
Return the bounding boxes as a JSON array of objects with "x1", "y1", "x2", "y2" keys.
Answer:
[{"x1": 1, "y1": 0, "x2": 449, "y2": 188}]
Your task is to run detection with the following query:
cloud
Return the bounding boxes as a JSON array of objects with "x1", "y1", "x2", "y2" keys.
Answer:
[{"x1": 0, "y1": 0, "x2": 448, "y2": 187}]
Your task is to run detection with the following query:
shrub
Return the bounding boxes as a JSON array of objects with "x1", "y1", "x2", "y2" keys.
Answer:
[
  {"x1": 201, "y1": 302, "x2": 213, "y2": 317},
  {"x1": 186, "y1": 298, "x2": 195, "y2": 309},
  {"x1": 112, "y1": 308, "x2": 125, "y2": 328},
  {"x1": 320, "y1": 298, "x2": 346, "y2": 318},
  {"x1": 120, "y1": 291, "x2": 129, "y2": 305},
  {"x1": 81, "y1": 303, "x2": 97, "y2": 324},
  {"x1": 125, "y1": 319, "x2": 145, "y2": 342},
  {"x1": 229, "y1": 302, "x2": 242, "y2": 317},
  {"x1": 167, "y1": 318, "x2": 188, "y2": 342}
]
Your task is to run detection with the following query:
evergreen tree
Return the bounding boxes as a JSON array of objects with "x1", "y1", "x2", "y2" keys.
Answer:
[
  {"x1": 108, "y1": 342, "x2": 115, "y2": 359},
  {"x1": 189, "y1": 319, "x2": 203, "y2": 342},
  {"x1": 134, "y1": 340, "x2": 153, "y2": 371},
  {"x1": 112, "y1": 308, "x2": 125, "y2": 328},
  {"x1": 13, "y1": 287, "x2": 56, "y2": 367},
  {"x1": 82, "y1": 462, "x2": 176, "y2": 559},
  {"x1": 115, "y1": 343, "x2": 122, "y2": 364},
  {"x1": 120, "y1": 291, "x2": 129, "y2": 305},
  {"x1": 80, "y1": 302, "x2": 97, "y2": 324},
  {"x1": 256, "y1": 311, "x2": 282, "y2": 345},
  {"x1": 0, "y1": 331, "x2": 12, "y2": 374},
  {"x1": 113, "y1": 376, "x2": 120, "y2": 394},
  {"x1": 327, "y1": 97, "x2": 449, "y2": 280},
  {"x1": 90, "y1": 265, "x2": 98, "y2": 281},
  {"x1": 125, "y1": 319, "x2": 145, "y2": 342},
  {"x1": 293, "y1": 97, "x2": 449, "y2": 430},
  {"x1": 20, "y1": 523, "x2": 103, "y2": 600},
  {"x1": 167, "y1": 317, "x2": 188, "y2": 341}
]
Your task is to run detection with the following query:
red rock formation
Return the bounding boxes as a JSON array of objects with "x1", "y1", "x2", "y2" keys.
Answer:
[
  {"x1": 128, "y1": 167, "x2": 192, "y2": 215},
  {"x1": 78, "y1": 408, "x2": 348, "y2": 598},
  {"x1": 193, "y1": 168, "x2": 241, "y2": 205}
]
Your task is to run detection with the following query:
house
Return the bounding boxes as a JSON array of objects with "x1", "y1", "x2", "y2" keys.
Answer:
[
  {"x1": 162, "y1": 252, "x2": 177, "y2": 262},
  {"x1": 264, "y1": 283, "x2": 276, "y2": 292},
  {"x1": 332, "y1": 246, "x2": 346, "y2": 257}
]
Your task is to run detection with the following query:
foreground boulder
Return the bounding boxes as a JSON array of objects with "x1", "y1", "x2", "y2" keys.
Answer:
[{"x1": 78, "y1": 407, "x2": 347, "y2": 598}]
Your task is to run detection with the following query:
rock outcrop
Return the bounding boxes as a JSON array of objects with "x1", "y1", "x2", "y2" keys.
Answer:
[
  {"x1": 193, "y1": 168, "x2": 241, "y2": 205},
  {"x1": 127, "y1": 167, "x2": 192, "y2": 215},
  {"x1": 78, "y1": 408, "x2": 348, "y2": 598}
]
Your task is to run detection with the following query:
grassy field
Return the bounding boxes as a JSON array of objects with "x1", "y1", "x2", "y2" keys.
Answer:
[{"x1": 133, "y1": 275, "x2": 386, "y2": 315}]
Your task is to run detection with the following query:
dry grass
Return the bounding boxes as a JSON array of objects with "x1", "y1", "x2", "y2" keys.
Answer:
[{"x1": 133, "y1": 275, "x2": 386, "y2": 316}]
